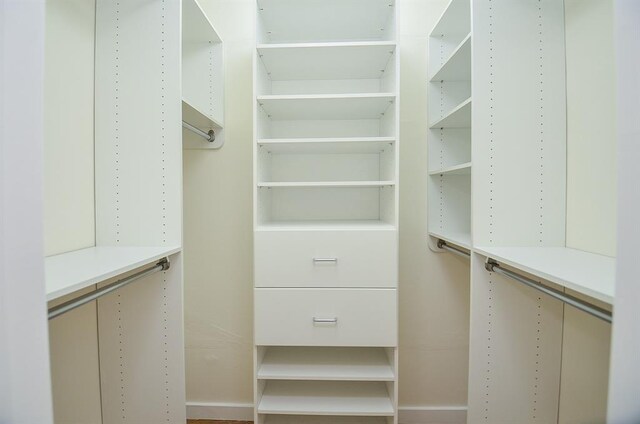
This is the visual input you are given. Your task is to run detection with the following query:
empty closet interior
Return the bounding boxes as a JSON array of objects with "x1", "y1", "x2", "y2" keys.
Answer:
[{"x1": 427, "y1": 0, "x2": 616, "y2": 422}]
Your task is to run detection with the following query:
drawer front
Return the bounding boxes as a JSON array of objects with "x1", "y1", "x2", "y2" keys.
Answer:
[
  {"x1": 255, "y1": 230, "x2": 397, "y2": 288},
  {"x1": 254, "y1": 288, "x2": 397, "y2": 347}
]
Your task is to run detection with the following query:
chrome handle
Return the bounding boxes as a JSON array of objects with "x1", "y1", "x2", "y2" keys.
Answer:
[
  {"x1": 313, "y1": 317, "x2": 338, "y2": 325},
  {"x1": 313, "y1": 258, "x2": 338, "y2": 263}
]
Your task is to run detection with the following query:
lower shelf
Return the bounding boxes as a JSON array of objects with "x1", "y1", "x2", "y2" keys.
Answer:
[
  {"x1": 261, "y1": 415, "x2": 392, "y2": 424},
  {"x1": 258, "y1": 381, "x2": 395, "y2": 416},
  {"x1": 429, "y1": 231, "x2": 471, "y2": 250}
]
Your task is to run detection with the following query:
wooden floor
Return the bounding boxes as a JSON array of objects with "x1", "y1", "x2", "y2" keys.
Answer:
[{"x1": 188, "y1": 421, "x2": 252, "y2": 424}]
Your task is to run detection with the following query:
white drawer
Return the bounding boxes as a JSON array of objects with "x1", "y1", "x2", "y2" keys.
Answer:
[
  {"x1": 254, "y1": 288, "x2": 397, "y2": 347},
  {"x1": 255, "y1": 230, "x2": 397, "y2": 288}
]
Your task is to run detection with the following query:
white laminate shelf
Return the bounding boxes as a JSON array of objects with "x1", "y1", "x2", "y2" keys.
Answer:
[
  {"x1": 46, "y1": 246, "x2": 181, "y2": 301},
  {"x1": 429, "y1": 231, "x2": 471, "y2": 250},
  {"x1": 429, "y1": 97, "x2": 471, "y2": 129},
  {"x1": 258, "y1": 181, "x2": 395, "y2": 188},
  {"x1": 257, "y1": 0, "x2": 395, "y2": 44},
  {"x1": 258, "y1": 137, "x2": 395, "y2": 154},
  {"x1": 183, "y1": 0, "x2": 221, "y2": 43},
  {"x1": 258, "y1": 348, "x2": 395, "y2": 381},
  {"x1": 182, "y1": 99, "x2": 223, "y2": 131},
  {"x1": 257, "y1": 93, "x2": 395, "y2": 120},
  {"x1": 258, "y1": 42, "x2": 396, "y2": 81},
  {"x1": 474, "y1": 246, "x2": 616, "y2": 304},
  {"x1": 428, "y1": 162, "x2": 471, "y2": 175},
  {"x1": 430, "y1": 34, "x2": 471, "y2": 82},
  {"x1": 263, "y1": 416, "x2": 389, "y2": 424},
  {"x1": 258, "y1": 381, "x2": 395, "y2": 416},
  {"x1": 256, "y1": 220, "x2": 396, "y2": 231},
  {"x1": 430, "y1": 0, "x2": 471, "y2": 37}
]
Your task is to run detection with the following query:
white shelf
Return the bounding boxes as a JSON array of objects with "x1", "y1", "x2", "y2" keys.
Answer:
[
  {"x1": 258, "y1": 0, "x2": 395, "y2": 43},
  {"x1": 430, "y1": 0, "x2": 471, "y2": 37},
  {"x1": 429, "y1": 97, "x2": 471, "y2": 128},
  {"x1": 258, "y1": 181, "x2": 395, "y2": 188},
  {"x1": 257, "y1": 220, "x2": 396, "y2": 231},
  {"x1": 429, "y1": 231, "x2": 471, "y2": 250},
  {"x1": 429, "y1": 162, "x2": 471, "y2": 175},
  {"x1": 182, "y1": 99, "x2": 223, "y2": 130},
  {"x1": 182, "y1": 0, "x2": 222, "y2": 43},
  {"x1": 258, "y1": 42, "x2": 396, "y2": 81},
  {"x1": 258, "y1": 348, "x2": 395, "y2": 381},
  {"x1": 257, "y1": 93, "x2": 395, "y2": 120},
  {"x1": 474, "y1": 246, "x2": 615, "y2": 304},
  {"x1": 258, "y1": 137, "x2": 395, "y2": 154},
  {"x1": 258, "y1": 381, "x2": 395, "y2": 416},
  {"x1": 263, "y1": 416, "x2": 389, "y2": 424},
  {"x1": 430, "y1": 34, "x2": 471, "y2": 81},
  {"x1": 46, "y1": 246, "x2": 181, "y2": 301}
]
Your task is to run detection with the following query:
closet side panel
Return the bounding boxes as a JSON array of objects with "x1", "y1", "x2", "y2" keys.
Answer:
[
  {"x1": 472, "y1": 0, "x2": 567, "y2": 247},
  {"x1": 468, "y1": 254, "x2": 563, "y2": 423},
  {"x1": 94, "y1": 0, "x2": 182, "y2": 248},
  {"x1": 98, "y1": 254, "x2": 185, "y2": 424},
  {"x1": 0, "y1": 1, "x2": 54, "y2": 422}
]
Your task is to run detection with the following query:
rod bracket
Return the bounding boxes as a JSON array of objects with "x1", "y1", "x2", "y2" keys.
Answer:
[
  {"x1": 207, "y1": 130, "x2": 215, "y2": 142},
  {"x1": 159, "y1": 258, "x2": 171, "y2": 271},
  {"x1": 485, "y1": 258, "x2": 499, "y2": 272}
]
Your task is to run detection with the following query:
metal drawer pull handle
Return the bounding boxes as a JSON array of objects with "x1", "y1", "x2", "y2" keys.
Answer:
[
  {"x1": 313, "y1": 258, "x2": 338, "y2": 263},
  {"x1": 313, "y1": 317, "x2": 338, "y2": 324}
]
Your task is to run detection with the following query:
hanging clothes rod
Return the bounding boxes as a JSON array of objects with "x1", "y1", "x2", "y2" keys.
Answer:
[
  {"x1": 485, "y1": 259, "x2": 612, "y2": 323},
  {"x1": 48, "y1": 258, "x2": 170, "y2": 320},
  {"x1": 182, "y1": 120, "x2": 215, "y2": 142},
  {"x1": 437, "y1": 239, "x2": 471, "y2": 258}
]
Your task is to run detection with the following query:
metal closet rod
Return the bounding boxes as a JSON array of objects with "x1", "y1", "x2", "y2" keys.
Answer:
[
  {"x1": 182, "y1": 120, "x2": 215, "y2": 142},
  {"x1": 47, "y1": 258, "x2": 171, "y2": 320},
  {"x1": 437, "y1": 239, "x2": 471, "y2": 258},
  {"x1": 485, "y1": 259, "x2": 612, "y2": 324}
]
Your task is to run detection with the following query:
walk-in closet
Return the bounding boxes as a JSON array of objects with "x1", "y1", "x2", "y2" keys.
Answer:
[{"x1": 1, "y1": 1, "x2": 639, "y2": 424}]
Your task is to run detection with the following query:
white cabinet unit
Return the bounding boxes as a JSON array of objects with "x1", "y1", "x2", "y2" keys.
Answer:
[{"x1": 254, "y1": 1, "x2": 399, "y2": 422}]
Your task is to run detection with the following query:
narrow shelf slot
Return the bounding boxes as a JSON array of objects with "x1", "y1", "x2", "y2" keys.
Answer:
[
  {"x1": 257, "y1": 94, "x2": 396, "y2": 120},
  {"x1": 258, "y1": 42, "x2": 396, "y2": 81},
  {"x1": 258, "y1": 347, "x2": 395, "y2": 381},
  {"x1": 429, "y1": 97, "x2": 471, "y2": 129},
  {"x1": 258, "y1": 381, "x2": 395, "y2": 416},
  {"x1": 474, "y1": 246, "x2": 615, "y2": 304},
  {"x1": 430, "y1": 34, "x2": 471, "y2": 82},
  {"x1": 46, "y1": 246, "x2": 182, "y2": 301},
  {"x1": 428, "y1": 162, "x2": 471, "y2": 175}
]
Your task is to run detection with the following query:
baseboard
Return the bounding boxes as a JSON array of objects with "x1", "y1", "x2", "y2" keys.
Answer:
[
  {"x1": 186, "y1": 402, "x2": 467, "y2": 423},
  {"x1": 187, "y1": 402, "x2": 254, "y2": 421}
]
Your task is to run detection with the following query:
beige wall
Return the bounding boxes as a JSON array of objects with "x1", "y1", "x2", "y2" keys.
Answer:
[{"x1": 184, "y1": 0, "x2": 470, "y2": 410}]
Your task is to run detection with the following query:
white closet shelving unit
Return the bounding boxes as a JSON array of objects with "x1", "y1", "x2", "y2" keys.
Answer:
[
  {"x1": 427, "y1": 0, "x2": 616, "y2": 422},
  {"x1": 254, "y1": 0, "x2": 399, "y2": 423},
  {"x1": 427, "y1": 0, "x2": 472, "y2": 250},
  {"x1": 43, "y1": 0, "x2": 224, "y2": 422},
  {"x1": 182, "y1": 0, "x2": 225, "y2": 149}
]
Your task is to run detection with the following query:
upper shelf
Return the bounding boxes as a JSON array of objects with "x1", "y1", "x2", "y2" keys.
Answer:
[
  {"x1": 257, "y1": 0, "x2": 395, "y2": 43},
  {"x1": 430, "y1": 0, "x2": 470, "y2": 38},
  {"x1": 46, "y1": 246, "x2": 181, "y2": 301},
  {"x1": 258, "y1": 42, "x2": 396, "y2": 81},
  {"x1": 258, "y1": 93, "x2": 395, "y2": 120},
  {"x1": 474, "y1": 246, "x2": 615, "y2": 304},
  {"x1": 429, "y1": 230, "x2": 471, "y2": 250},
  {"x1": 258, "y1": 181, "x2": 395, "y2": 189},
  {"x1": 182, "y1": 99, "x2": 223, "y2": 131},
  {"x1": 429, "y1": 97, "x2": 471, "y2": 128},
  {"x1": 430, "y1": 34, "x2": 471, "y2": 82},
  {"x1": 182, "y1": 0, "x2": 222, "y2": 43},
  {"x1": 429, "y1": 162, "x2": 472, "y2": 175}
]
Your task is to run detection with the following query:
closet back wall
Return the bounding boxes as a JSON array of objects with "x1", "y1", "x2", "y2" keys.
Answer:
[{"x1": 183, "y1": 0, "x2": 472, "y2": 420}]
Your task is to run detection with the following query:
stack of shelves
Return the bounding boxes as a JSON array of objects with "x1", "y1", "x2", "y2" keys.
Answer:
[
  {"x1": 427, "y1": 0, "x2": 472, "y2": 250},
  {"x1": 182, "y1": 0, "x2": 225, "y2": 149},
  {"x1": 254, "y1": 0, "x2": 399, "y2": 423}
]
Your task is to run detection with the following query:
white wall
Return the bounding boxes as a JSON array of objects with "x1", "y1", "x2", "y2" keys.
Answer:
[
  {"x1": 184, "y1": 0, "x2": 471, "y2": 417},
  {"x1": 565, "y1": 0, "x2": 617, "y2": 258},
  {"x1": 44, "y1": 0, "x2": 96, "y2": 257}
]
